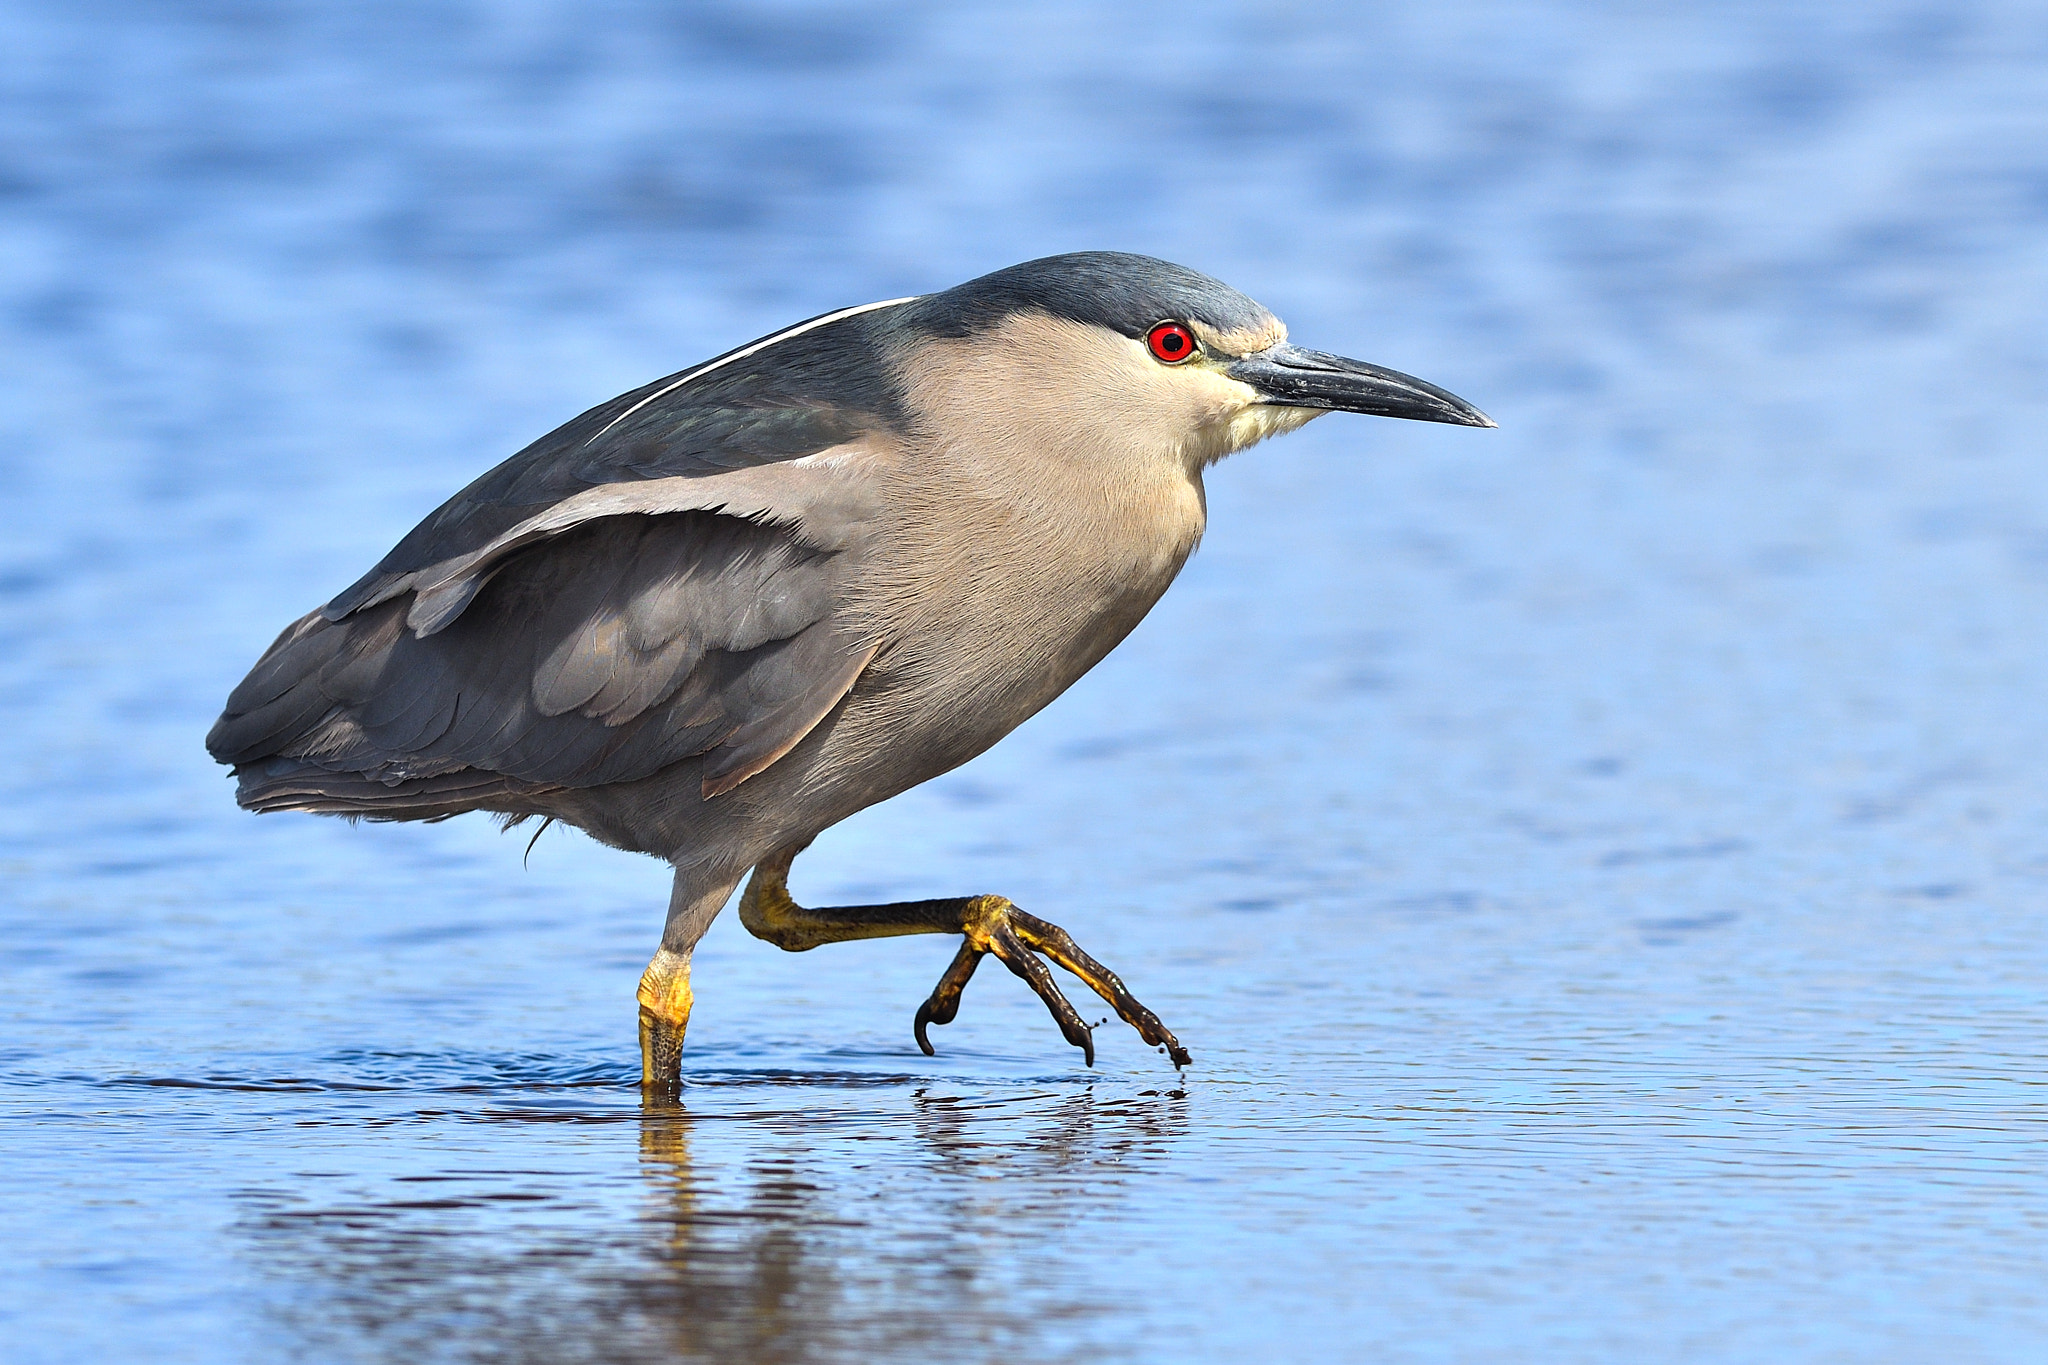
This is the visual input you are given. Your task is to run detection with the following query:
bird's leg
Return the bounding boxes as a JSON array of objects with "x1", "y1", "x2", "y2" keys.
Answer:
[
  {"x1": 739, "y1": 845, "x2": 1191, "y2": 1069},
  {"x1": 637, "y1": 948, "x2": 693, "y2": 1089},
  {"x1": 638, "y1": 870, "x2": 742, "y2": 1091}
]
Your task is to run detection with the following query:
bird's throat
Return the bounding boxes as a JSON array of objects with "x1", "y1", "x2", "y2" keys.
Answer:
[{"x1": 1193, "y1": 401, "x2": 1324, "y2": 468}]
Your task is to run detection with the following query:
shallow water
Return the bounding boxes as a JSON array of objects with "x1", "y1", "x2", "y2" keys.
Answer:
[{"x1": 7, "y1": 2, "x2": 2048, "y2": 1360}]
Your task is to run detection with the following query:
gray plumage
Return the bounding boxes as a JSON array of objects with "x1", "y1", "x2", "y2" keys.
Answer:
[{"x1": 207, "y1": 251, "x2": 1491, "y2": 1079}]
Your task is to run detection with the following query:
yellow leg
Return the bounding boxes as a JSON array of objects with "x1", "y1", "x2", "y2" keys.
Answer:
[
  {"x1": 737, "y1": 845, "x2": 1190, "y2": 1070},
  {"x1": 637, "y1": 947, "x2": 694, "y2": 1089}
]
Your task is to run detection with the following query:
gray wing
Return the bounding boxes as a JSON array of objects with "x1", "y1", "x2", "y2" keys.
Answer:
[
  {"x1": 210, "y1": 305, "x2": 913, "y2": 814},
  {"x1": 208, "y1": 485, "x2": 881, "y2": 814}
]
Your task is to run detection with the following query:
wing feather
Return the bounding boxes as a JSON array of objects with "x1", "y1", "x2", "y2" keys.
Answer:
[{"x1": 209, "y1": 507, "x2": 878, "y2": 811}]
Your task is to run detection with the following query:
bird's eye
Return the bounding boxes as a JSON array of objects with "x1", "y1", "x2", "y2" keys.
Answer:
[{"x1": 1146, "y1": 321, "x2": 1198, "y2": 364}]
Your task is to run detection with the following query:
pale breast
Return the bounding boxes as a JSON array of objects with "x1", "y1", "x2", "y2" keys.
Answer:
[{"x1": 836, "y1": 458, "x2": 1201, "y2": 781}]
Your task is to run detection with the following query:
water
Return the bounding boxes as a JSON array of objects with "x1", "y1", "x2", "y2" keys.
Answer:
[{"x1": 6, "y1": 2, "x2": 2048, "y2": 1360}]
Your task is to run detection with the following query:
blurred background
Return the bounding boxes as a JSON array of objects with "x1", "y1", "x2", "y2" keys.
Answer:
[{"x1": 5, "y1": 2, "x2": 2048, "y2": 1361}]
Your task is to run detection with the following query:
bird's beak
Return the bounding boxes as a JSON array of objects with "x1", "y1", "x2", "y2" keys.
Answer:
[{"x1": 1226, "y1": 343, "x2": 1495, "y2": 428}]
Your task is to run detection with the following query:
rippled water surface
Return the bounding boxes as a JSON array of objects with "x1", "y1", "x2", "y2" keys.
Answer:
[{"x1": 8, "y1": 3, "x2": 2048, "y2": 1360}]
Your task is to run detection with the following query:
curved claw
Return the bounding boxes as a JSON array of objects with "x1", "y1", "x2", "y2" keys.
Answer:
[{"x1": 914, "y1": 939, "x2": 982, "y2": 1056}]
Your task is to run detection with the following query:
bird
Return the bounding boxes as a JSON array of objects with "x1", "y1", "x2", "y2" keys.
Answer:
[{"x1": 206, "y1": 251, "x2": 1492, "y2": 1088}]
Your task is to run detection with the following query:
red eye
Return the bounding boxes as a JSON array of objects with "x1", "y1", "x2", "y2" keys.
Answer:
[{"x1": 1146, "y1": 321, "x2": 1197, "y2": 364}]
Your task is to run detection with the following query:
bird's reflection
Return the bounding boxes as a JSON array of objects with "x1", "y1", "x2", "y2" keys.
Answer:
[
  {"x1": 238, "y1": 1081, "x2": 1188, "y2": 1363},
  {"x1": 627, "y1": 1106, "x2": 854, "y2": 1363}
]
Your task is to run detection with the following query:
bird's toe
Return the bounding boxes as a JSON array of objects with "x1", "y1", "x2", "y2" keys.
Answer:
[{"x1": 913, "y1": 895, "x2": 1187, "y2": 1071}]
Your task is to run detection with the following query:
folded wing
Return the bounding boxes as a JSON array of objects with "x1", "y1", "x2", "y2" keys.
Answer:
[
  {"x1": 210, "y1": 305, "x2": 913, "y2": 816},
  {"x1": 209, "y1": 474, "x2": 882, "y2": 816}
]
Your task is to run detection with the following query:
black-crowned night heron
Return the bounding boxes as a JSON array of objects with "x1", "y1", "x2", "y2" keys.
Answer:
[{"x1": 208, "y1": 252, "x2": 1492, "y2": 1086}]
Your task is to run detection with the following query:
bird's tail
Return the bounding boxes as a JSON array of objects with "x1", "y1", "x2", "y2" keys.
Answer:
[{"x1": 231, "y1": 756, "x2": 552, "y2": 822}]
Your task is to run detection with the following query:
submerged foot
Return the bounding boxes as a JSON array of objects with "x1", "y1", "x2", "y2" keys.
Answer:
[{"x1": 913, "y1": 895, "x2": 1192, "y2": 1069}]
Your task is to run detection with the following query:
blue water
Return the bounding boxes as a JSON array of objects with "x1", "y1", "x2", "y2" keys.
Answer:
[{"x1": 6, "y1": 2, "x2": 2048, "y2": 1360}]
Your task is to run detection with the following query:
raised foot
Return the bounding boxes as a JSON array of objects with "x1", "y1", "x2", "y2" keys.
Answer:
[{"x1": 913, "y1": 895, "x2": 1192, "y2": 1070}]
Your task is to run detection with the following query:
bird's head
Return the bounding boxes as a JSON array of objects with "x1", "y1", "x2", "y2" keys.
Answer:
[{"x1": 890, "y1": 252, "x2": 1492, "y2": 476}]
